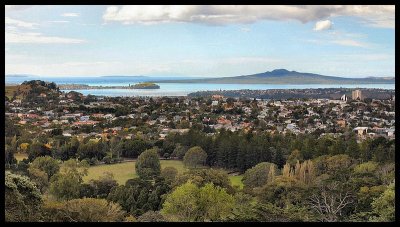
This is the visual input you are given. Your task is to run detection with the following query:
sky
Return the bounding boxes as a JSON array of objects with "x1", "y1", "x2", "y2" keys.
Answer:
[{"x1": 4, "y1": 5, "x2": 395, "y2": 78}]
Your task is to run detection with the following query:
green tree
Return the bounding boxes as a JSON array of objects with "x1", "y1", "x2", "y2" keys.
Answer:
[
  {"x1": 171, "y1": 143, "x2": 188, "y2": 159},
  {"x1": 135, "y1": 148, "x2": 161, "y2": 180},
  {"x1": 161, "y1": 181, "x2": 234, "y2": 221},
  {"x1": 242, "y1": 162, "x2": 277, "y2": 189},
  {"x1": 49, "y1": 159, "x2": 89, "y2": 200},
  {"x1": 161, "y1": 167, "x2": 178, "y2": 184},
  {"x1": 42, "y1": 198, "x2": 126, "y2": 222},
  {"x1": 183, "y1": 146, "x2": 207, "y2": 169},
  {"x1": 88, "y1": 172, "x2": 118, "y2": 199},
  {"x1": 198, "y1": 182, "x2": 235, "y2": 221},
  {"x1": 5, "y1": 171, "x2": 43, "y2": 221},
  {"x1": 287, "y1": 149, "x2": 303, "y2": 166},
  {"x1": 369, "y1": 182, "x2": 395, "y2": 222},
  {"x1": 172, "y1": 168, "x2": 234, "y2": 193},
  {"x1": 29, "y1": 156, "x2": 60, "y2": 179}
]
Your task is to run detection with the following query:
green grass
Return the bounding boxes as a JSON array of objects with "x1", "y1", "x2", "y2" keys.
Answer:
[
  {"x1": 229, "y1": 175, "x2": 244, "y2": 189},
  {"x1": 84, "y1": 160, "x2": 187, "y2": 185},
  {"x1": 14, "y1": 152, "x2": 28, "y2": 162},
  {"x1": 85, "y1": 159, "x2": 244, "y2": 188}
]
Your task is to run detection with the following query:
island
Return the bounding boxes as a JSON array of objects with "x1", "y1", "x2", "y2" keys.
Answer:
[{"x1": 131, "y1": 82, "x2": 160, "y2": 89}]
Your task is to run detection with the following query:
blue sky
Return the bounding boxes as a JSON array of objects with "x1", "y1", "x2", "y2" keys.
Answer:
[{"x1": 5, "y1": 5, "x2": 395, "y2": 78}]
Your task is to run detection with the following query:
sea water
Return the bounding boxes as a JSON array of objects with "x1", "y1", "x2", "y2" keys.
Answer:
[{"x1": 5, "y1": 76, "x2": 395, "y2": 97}]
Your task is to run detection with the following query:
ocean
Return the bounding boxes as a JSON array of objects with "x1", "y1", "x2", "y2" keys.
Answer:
[{"x1": 5, "y1": 76, "x2": 395, "y2": 97}]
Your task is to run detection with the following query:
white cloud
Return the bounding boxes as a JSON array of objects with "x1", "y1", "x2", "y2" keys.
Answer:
[
  {"x1": 5, "y1": 17, "x2": 38, "y2": 29},
  {"x1": 314, "y1": 20, "x2": 333, "y2": 31},
  {"x1": 331, "y1": 39, "x2": 368, "y2": 48},
  {"x1": 5, "y1": 31, "x2": 86, "y2": 44},
  {"x1": 102, "y1": 5, "x2": 394, "y2": 28},
  {"x1": 62, "y1": 13, "x2": 80, "y2": 17}
]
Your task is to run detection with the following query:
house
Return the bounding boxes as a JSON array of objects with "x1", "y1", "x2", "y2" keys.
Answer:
[
  {"x1": 337, "y1": 119, "x2": 346, "y2": 128},
  {"x1": 80, "y1": 115, "x2": 90, "y2": 121},
  {"x1": 73, "y1": 121, "x2": 99, "y2": 126},
  {"x1": 211, "y1": 101, "x2": 219, "y2": 106},
  {"x1": 353, "y1": 127, "x2": 369, "y2": 136}
]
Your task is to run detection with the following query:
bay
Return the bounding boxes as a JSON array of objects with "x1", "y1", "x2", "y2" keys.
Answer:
[{"x1": 5, "y1": 76, "x2": 395, "y2": 97}]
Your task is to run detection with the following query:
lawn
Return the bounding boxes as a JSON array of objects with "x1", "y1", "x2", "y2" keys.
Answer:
[
  {"x1": 84, "y1": 159, "x2": 244, "y2": 188},
  {"x1": 84, "y1": 160, "x2": 187, "y2": 185}
]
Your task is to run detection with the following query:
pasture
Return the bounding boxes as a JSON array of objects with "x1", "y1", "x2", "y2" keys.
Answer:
[{"x1": 84, "y1": 159, "x2": 244, "y2": 188}]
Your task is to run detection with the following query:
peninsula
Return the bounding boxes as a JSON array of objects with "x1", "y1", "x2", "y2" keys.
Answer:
[{"x1": 57, "y1": 83, "x2": 160, "y2": 90}]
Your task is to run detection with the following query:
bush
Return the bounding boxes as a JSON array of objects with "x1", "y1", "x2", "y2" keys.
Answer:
[
  {"x1": 103, "y1": 156, "x2": 112, "y2": 164},
  {"x1": 89, "y1": 157, "x2": 98, "y2": 165}
]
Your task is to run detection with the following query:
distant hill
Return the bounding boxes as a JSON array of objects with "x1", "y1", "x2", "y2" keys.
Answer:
[
  {"x1": 152, "y1": 69, "x2": 395, "y2": 84},
  {"x1": 5, "y1": 74, "x2": 30, "y2": 77},
  {"x1": 5, "y1": 80, "x2": 61, "y2": 101}
]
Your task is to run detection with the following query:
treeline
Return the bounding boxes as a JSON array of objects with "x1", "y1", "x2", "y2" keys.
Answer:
[
  {"x1": 161, "y1": 129, "x2": 395, "y2": 172},
  {"x1": 5, "y1": 128, "x2": 395, "y2": 173}
]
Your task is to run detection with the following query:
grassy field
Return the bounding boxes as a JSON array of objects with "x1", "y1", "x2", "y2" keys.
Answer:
[
  {"x1": 14, "y1": 152, "x2": 28, "y2": 162},
  {"x1": 84, "y1": 160, "x2": 244, "y2": 188},
  {"x1": 84, "y1": 160, "x2": 186, "y2": 185}
]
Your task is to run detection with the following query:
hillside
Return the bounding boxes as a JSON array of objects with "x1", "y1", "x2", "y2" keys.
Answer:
[
  {"x1": 5, "y1": 80, "x2": 61, "y2": 101},
  {"x1": 152, "y1": 69, "x2": 395, "y2": 84}
]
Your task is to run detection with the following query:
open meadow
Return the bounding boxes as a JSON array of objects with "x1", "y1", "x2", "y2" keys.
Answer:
[{"x1": 84, "y1": 159, "x2": 244, "y2": 188}]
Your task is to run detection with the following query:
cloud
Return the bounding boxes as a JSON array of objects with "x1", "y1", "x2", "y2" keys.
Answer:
[
  {"x1": 314, "y1": 20, "x2": 333, "y2": 31},
  {"x1": 49, "y1": 20, "x2": 70, "y2": 23},
  {"x1": 102, "y1": 5, "x2": 394, "y2": 28},
  {"x1": 62, "y1": 13, "x2": 80, "y2": 17},
  {"x1": 5, "y1": 31, "x2": 86, "y2": 44},
  {"x1": 331, "y1": 39, "x2": 368, "y2": 47},
  {"x1": 5, "y1": 17, "x2": 38, "y2": 29}
]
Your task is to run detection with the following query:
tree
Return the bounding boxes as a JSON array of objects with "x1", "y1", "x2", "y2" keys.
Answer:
[
  {"x1": 171, "y1": 143, "x2": 188, "y2": 159},
  {"x1": 135, "y1": 148, "x2": 161, "y2": 180},
  {"x1": 308, "y1": 181, "x2": 354, "y2": 222},
  {"x1": 161, "y1": 167, "x2": 178, "y2": 184},
  {"x1": 49, "y1": 159, "x2": 89, "y2": 200},
  {"x1": 29, "y1": 156, "x2": 60, "y2": 179},
  {"x1": 77, "y1": 140, "x2": 106, "y2": 161},
  {"x1": 28, "y1": 142, "x2": 52, "y2": 161},
  {"x1": 89, "y1": 172, "x2": 118, "y2": 199},
  {"x1": 287, "y1": 149, "x2": 303, "y2": 166},
  {"x1": 137, "y1": 211, "x2": 166, "y2": 222},
  {"x1": 369, "y1": 182, "x2": 395, "y2": 222},
  {"x1": 183, "y1": 146, "x2": 207, "y2": 169},
  {"x1": 198, "y1": 182, "x2": 235, "y2": 221},
  {"x1": 161, "y1": 181, "x2": 234, "y2": 221},
  {"x1": 42, "y1": 198, "x2": 126, "y2": 222},
  {"x1": 242, "y1": 162, "x2": 277, "y2": 189},
  {"x1": 172, "y1": 168, "x2": 234, "y2": 193},
  {"x1": 27, "y1": 166, "x2": 49, "y2": 193},
  {"x1": 5, "y1": 171, "x2": 43, "y2": 222}
]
